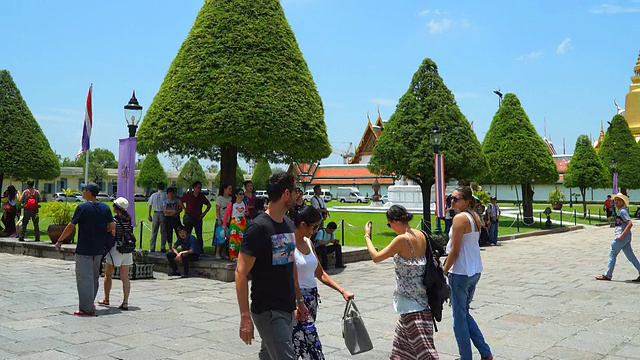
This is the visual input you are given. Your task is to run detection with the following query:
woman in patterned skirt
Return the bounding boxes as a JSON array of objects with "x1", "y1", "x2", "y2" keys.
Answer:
[
  {"x1": 223, "y1": 188, "x2": 246, "y2": 261},
  {"x1": 364, "y1": 205, "x2": 439, "y2": 359},
  {"x1": 292, "y1": 206, "x2": 354, "y2": 360}
]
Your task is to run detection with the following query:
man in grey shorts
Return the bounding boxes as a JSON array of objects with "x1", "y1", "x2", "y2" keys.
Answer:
[
  {"x1": 235, "y1": 172, "x2": 309, "y2": 359},
  {"x1": 56, "y1": 183, "x2": 115, "y2": 316}
]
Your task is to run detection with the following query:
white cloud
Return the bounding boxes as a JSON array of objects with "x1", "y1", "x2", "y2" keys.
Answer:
[
  {"x1": 419, "y1": 9, "x2": 446, "y2": 16},
  {"x1": 516, "y1": 51, "x2": 543, "y2": 61},
  {"x1": 427, "y1": 19, "x2": 452, "y2": 34},
  {"x1": 589, "y1": 3, "x2": 640, "y2": 14},
  {"x1": 556, "y1": 38, "x2": 571, "y2": 54},
  {"x1": 370, "y1": 97, "x2": 397, "y2": 107}
]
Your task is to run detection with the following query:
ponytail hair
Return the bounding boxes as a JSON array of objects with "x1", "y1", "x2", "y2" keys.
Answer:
[{"x1": 294, "y1": 205, "x2": 322, "y2": 227}]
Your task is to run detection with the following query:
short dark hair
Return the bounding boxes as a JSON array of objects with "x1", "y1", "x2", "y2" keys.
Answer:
[
  {"x1": 266, "y1": 172, "x2": 296, "y2": 202},
  {"x1": 326, "y1": 221, "x2": 337, "y2": 229},
  {"x1": 176, "y1": 226, "x2": 186, "y2": 233},
  {"x1": 27, "y1": 180, "x2": 34, "y2": 187},
  {"x1": 294, "y1": 206, "x2": 322, "y2": 226},
  {"x1": 166, "y1": 186, "x2": 176, "y2": 194},
  {"x1": 313, "y1": 184, "x2": 321, "y2": 191},
  {"x1": 244, "y1": 180, "x2": 252, "y2": 186},
  {"x1": 192, "y1": 181, "x2": 202, "y2": 189}
]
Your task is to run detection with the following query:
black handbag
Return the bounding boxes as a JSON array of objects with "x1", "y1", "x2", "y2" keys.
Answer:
[{"x1": 116, "y1": 221, "x2": 136, "y2": 253}]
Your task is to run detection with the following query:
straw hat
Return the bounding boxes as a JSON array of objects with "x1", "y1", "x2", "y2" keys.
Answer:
[{"x1": 612, "y1": 193, "x2": 629, "y2": 207}]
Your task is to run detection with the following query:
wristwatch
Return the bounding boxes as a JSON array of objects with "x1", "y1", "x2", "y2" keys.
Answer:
[{"x1": 296, "y1": 297, "x2": 304, "y2": 304}]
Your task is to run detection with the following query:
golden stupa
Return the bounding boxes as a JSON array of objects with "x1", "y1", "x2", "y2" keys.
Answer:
[{"x1": 595, "y1": 51, "x2": 640, "y2": 149}]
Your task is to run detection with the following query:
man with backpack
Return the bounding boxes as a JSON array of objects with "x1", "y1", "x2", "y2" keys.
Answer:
[{"x1": 19, "y1": 180, "x2": 40, "y2": 242}]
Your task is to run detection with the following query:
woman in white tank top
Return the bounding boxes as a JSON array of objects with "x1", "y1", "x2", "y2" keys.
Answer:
[
  {"x1": 292, "y1": 206, "x2": 354, "y2": 359},
  {"x1": 443, "y1": 187, "x2": 493, "y2": 360}
]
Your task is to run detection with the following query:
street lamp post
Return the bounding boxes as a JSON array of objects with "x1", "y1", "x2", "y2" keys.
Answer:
[
  {"x1": 493, "y1": 88, "x2": 503, "y2": 107},
  {"x1": 610, "y1": 157, "x2": 618, "y2": 194},
  {"x1": 124, "y1": 91, "x2": 143, "y2": 137},
  {"x1": 117, "y1": 91, "x2": 143, "y2": 226},
  {"x1": 431, "y1": 120, "x2": 443, "y2": 234}
]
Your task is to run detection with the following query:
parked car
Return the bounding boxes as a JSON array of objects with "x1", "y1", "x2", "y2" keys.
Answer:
[
  {"x1": 96, "y1": 193, "x2": 111, "y2": 202},
  {"x1": 380, "y1": 194, "x2": 389, "y2": 204},
  {"x1": 336, "y1": 187, "x2": 368, "y2": 203},
  {"x1": 53, "y1": 192, "x2": 81, "y2": 202},
  {"x1": 255, "y1": 190, "x2": 269, "y2": 200},
  {"x1": 200, "y1": 188, "x2": 216, "y2": 202},
  {"x1": 302, "y1": 189, "x2": 332, "y2": 202},
  {"x1": 134, "y1": 194, "x2": 147, "y2": 202}
]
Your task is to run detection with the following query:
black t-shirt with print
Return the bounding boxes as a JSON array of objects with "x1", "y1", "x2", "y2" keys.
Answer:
[{"x1": 240, "y1": 212, "x2": 296, "y2": 314}]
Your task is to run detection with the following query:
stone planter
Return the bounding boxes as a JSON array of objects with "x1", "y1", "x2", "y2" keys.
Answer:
[
  {"x1": 551, "y1": 202, "x2": 563, "y2": 211},
  {"x1": 47, "y1": 224, "x2": 75, "y2": 243}
]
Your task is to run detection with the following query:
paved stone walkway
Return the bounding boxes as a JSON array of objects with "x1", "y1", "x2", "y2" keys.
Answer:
[{"x1": 1, "y1": 224, "x2": 640, "y2": 359}]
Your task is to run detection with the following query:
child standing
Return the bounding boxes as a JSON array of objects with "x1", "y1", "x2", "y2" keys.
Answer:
[{"x1": 224, "y1": 188, "x2": 246, "y2": 261}]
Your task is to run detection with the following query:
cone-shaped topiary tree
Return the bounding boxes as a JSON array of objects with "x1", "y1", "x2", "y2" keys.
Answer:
[
  {"x1": 136, "y1": 153, "x2": 168, "y2": 193},
  {"x1": 368, "y1": 58, "x2": 486, "y2": 230},
  {"x1": 597, "y1": 114, "x2": 640, "y2": 194},
  {"x1": 0, "y1": 70, "x2": 60, "y2": 191},
  {"x1": 482, "y1": 93, "x2": 558, "y2": 223},
  {"x1": 251, "y1": 158, "x2": 272, "y2": 190},
  {"x1": 177, "y1": 157, "x2": 208, "y2": 189},
  {"x1": 137, "y1": 0, "x2": 330, "y2": 189},
  {"x1": 563, "y1": 135, "x2": 609, "y2": 216}
]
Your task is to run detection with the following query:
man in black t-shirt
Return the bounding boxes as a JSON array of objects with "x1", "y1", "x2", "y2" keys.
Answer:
[{"x1": 235, "y1": 173, "x2": 309, "y2": 359}]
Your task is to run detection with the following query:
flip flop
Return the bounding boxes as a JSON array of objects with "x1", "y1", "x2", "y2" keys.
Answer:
[
  {"x1": 73, "y1": 310, "x2": 97, "y2": 316},
  {"x1": 595, "y1": 275, "x2": 611, "y2": 281},
  {"x1": 98, "y1": 299, "x2": 110, "y2": 306},
  {"x1": 119, "y1": 303, "x2": 128, "y2": 311}
]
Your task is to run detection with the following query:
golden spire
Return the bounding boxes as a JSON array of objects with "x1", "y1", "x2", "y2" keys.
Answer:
[
  {"x1": 634, "y1": 50, "x2": 640, "y2": 77},
  {"x1": 366, "y1": 111, "x2": 371, "y2": 124}
]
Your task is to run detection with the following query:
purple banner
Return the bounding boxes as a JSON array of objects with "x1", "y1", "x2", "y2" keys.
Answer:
[
  {"x1": 613, "y1": 172, "x2": 618, "y2": 195},
  {"x1": 118, "y1": 137, "x2": 137, "y2": 225}
]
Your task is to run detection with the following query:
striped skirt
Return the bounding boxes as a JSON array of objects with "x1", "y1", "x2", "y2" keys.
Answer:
[{"x1": 390, "y1": 309, "x2": 439, "y2": 360}]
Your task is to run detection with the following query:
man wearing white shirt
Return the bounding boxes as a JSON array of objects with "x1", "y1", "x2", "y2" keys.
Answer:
[
  {"x1": 309, "y1": 185, "x2": 328, "y2": 228},
  {"x1": 147, "y1": 183, "x2": 167, "y2": 252}
]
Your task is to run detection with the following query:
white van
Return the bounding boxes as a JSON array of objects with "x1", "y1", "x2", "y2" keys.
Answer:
[
  {"x1": 303, "y1": 189, "x2": 332, "y2": 203},
  {"x1": 336, "y1": 187, "x2": 368, "y2": 203}
]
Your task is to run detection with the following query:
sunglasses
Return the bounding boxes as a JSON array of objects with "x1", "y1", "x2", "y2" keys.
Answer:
[
  {"x1": 237, "y1": 192, "x2": 244, "y2": 196},
  {"x1": 386, "y1": 223, "x2": 391, "y2": 228},
  {"x1": 451, "y1": 196, "x2": 464, "y2": 202}
]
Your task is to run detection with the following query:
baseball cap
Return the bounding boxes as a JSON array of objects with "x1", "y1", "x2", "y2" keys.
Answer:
[
  {"x1": 114, "y1": 197, "x2": 129, "y2": 210},
  {"x1": 83, "y1": 182, "x2": 100, "y2": 196}
]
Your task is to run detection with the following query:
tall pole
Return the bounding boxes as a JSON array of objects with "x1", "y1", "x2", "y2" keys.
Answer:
[{"x1": 84, "y1": 150, "x2": 89, "y2": 185}]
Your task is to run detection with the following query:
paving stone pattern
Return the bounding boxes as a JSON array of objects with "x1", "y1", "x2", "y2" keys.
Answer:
[{"x1": 0, "y1": 224, "x2": 640, "y2": 359}]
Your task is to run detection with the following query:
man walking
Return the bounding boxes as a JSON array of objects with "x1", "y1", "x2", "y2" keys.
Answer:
[
  {"x1": 55, "y1": 183, "x2": 114, "y2": 316},
  {"x1": 310, "y1": 184, "x2": 328, "y2": 228},
  {"x1": 235, "y1": 172, "x2": 309, "y2": 359},
  {"x1": 147, "y1": 183, "x2": 167, "y2": 252},
  {"x1": 179, "y1": 181, "x2": 211, "y2": 250},
  {"x1": 19, "y1": 180, "x2": 40, "y2": 242},
  {"x1": 485, "y1": 196, "x2": 501, "y2": 245},
  {"x1": 596, "y1": 193, "x2": 640, "y2": 282}
]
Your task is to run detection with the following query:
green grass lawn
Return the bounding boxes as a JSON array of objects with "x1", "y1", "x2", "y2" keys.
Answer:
[{"x1": 23, "y1": 200, "x2": 582, "y2": 252}]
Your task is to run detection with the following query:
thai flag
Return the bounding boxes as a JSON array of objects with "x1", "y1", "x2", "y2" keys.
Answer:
[
  {"x1": 81, "y1": 84, "x2": 93, "y2": 152},
  {"x1": 434, "y1": 154, "x2": 446, "y2": 218}
]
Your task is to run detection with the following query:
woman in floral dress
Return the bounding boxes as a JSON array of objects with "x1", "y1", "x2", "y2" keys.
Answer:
[{"x1": 223, "y1": 188, "x2": 246, "y2": 261}]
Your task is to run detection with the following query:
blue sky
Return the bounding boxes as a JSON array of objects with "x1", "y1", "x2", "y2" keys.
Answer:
[{"x1": 2, "y1": 0, "x2": 639, "y2": 170}]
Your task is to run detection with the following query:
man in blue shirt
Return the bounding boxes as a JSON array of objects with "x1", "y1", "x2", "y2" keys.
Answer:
[
  {"x1": 56, "y1": 182, "x2": 114, "y2": 316},
  {"x1": 166, "y1": 226, "x2": 202, "y2": 278},
  {"x1": 314, "y1": 221, "x2": 346, "y2": 269}
]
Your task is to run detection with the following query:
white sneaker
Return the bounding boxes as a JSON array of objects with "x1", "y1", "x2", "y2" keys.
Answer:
[{"x1": 214, "y1": 254, "x2": 222, "y2": 260}]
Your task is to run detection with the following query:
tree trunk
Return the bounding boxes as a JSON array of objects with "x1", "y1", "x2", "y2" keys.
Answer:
[
  {"x1": 420, "y1": 181, "x2": 433, "y2": 232},
  {"x1": 580, "y1": 187, "x2": 587, "y2": 218},
  {"x1": 0, "y1": 173, "x2": 3, "y2": 196},
  {"x1": 521, "y1": 183, "x2": 534, "y2": 224},
  {"x1": 220, "y1": 145, "x2": 238, "y2": 190}
]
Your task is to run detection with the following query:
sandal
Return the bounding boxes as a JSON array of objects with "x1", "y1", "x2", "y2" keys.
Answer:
[
  {"x1": 98, "y1": 299, "x2": 110, "y2": 306},
  {"x1": 73, "y1": 310, "x2": 96, "y2": 316},
  {"x1": 595, "y1": 275, "x2": 611, "y2": 281},
  {"x1": 119, "y1": 302, "x2": 129, "y2": 311}
]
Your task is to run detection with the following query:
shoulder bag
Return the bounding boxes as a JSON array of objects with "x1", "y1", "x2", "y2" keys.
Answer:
[{"x1": 342, "y1": 298, "x2": 373, "y2": 355}]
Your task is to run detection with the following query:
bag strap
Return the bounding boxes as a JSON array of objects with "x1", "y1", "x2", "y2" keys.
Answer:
[
  {"x1": 405, "y1": 234, "x2": 416, "y2": 258},
  {"x1": 421, "y1": 230, "x2": 434, "y2": 266},
  {"x1": 343, "y1": 298, "x2": 359, "y2": 319}
]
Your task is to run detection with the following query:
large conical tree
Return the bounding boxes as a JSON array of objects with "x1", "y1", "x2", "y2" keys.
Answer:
[
  {"x1": 251, "y1": 158, "x2": 272, "y2": 190},
  {"x1": 482, "y1": 93, "x2": 558, "y2": 223},
  {"x1": 137, "y1": 0, "x2": 330, "y2": 189},
  {"x1": 177, "y1": 157, "x2": 208, "y2": 189},
  {"x1": 368, "y1": 58, "x2": 486, "y2": 230},
  {"x1": 598, "y1": 114, "x2": 640, "y2": 194},
  {"x1": 563, "y1": 135, "x2": 608, "y2": 216},
  {"x1": 0, "y1": 70, "x2": 60, "y2": 190},
  {"x1": 136, "y1": 153, "x2": 168, "y2": 193}
]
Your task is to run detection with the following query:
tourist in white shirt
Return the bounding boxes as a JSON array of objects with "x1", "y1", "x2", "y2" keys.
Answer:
[
  {"x1": 309, "y1": 185, "x2": 328, "y2": 228},
  {"x1": 147, "y1": 183, "x2": 167, "y2": 252}
]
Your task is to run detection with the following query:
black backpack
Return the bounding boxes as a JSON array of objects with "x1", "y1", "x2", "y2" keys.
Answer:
[
  {"x1": 116, "y1": 220, "x2": 137, "y2": 254},
  {"x1": 420, "y1": 230, "x2": 450, "y2": 332}
]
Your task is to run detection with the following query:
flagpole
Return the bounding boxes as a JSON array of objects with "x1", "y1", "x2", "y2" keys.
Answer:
[{"x1": 84, "y1": 150, "x2": 89, "y2": 186}]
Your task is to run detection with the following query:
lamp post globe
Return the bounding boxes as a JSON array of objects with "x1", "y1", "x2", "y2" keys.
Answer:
[
  {"x1": 431, "y1": 120, "x2": 443, "y2": 234},
  {"x1": 610, "y1": 157, "x2": 617, "y2": 172},
  {"x1": 124, "y1": 91, "x2": 143, "y2": 137}
]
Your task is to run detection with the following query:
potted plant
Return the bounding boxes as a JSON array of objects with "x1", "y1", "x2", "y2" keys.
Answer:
[
  {"x1": 41, "y1": 188, "x2": 78, "y2": 243},
  {"x1": 548, "y1": 189, "x2": 566, "y2": 210}
]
